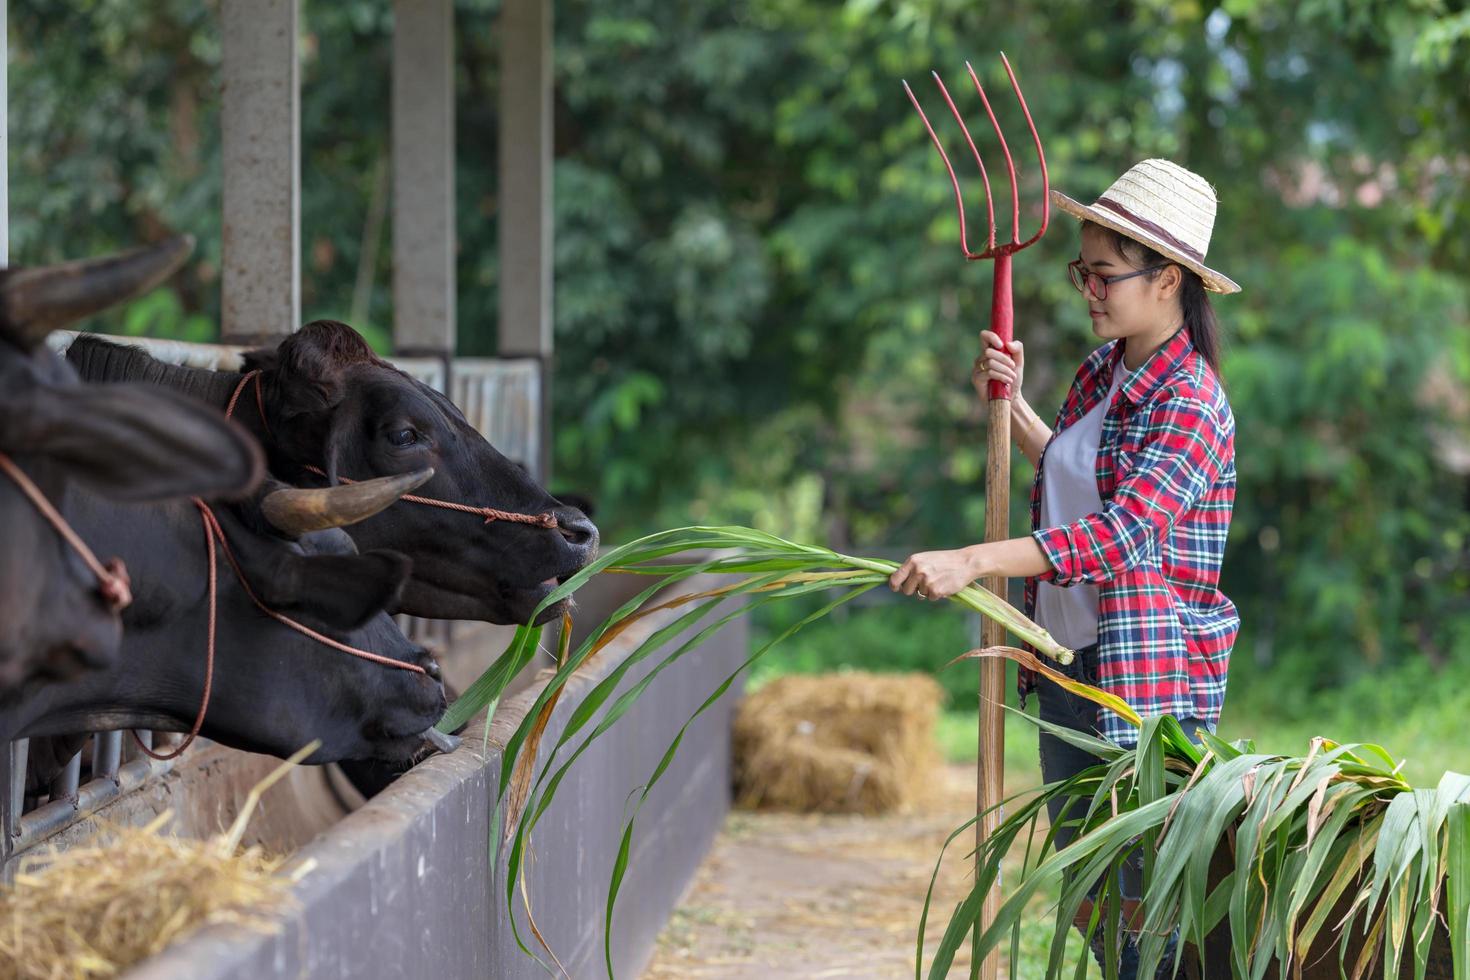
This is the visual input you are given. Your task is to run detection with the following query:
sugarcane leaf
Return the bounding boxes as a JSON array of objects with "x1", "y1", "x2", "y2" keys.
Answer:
[
  {"x1": 1157, "y1": 713, "x2": 1205, "y2": 768},
  {"x1": 960, "y1": 797, "x2": 1176, "y2": 967},
  {"x1": 1369, "y1": 792, "x2": 1425, "y2": 938},
  {"x1": 523, "y1": 580, "x2": 823, "y2": 835},
  {"x1": 521, "y1": 573, "x2": 889, "y2": 839},
  {"x1": 541, "y1": 571, "x2": 791, "y2": 759},
  {"x1": 445, "y1": 545, "x2": 721, "y2": 735},
  {"x1": 496, "y1": 556, "x2": 752, "y2": 795},
  {"x1": 1195, "y1": 727, "x2": 1246, "y2": 762},
  {"x1": 437, "y1": 624, "x2": 543, "y2": 733},
  {"x1": 1446, "y1": 802, "x2": 1470, "y2": 980},
  {"x1": 951, "y1": 646, "x2": 1135, "y2": 722},
  {"x1": 1227, "y1": 759, "x2": 1287, "y2": 977},
  {"x1": 1145, "y1": 755, "x2": 1268, "y2": 935},
  {"x1": 1284, "y1": 783, "x2": 1380, "y2": 954},
  {"x1": 1013, "y1": 706, "x2": 1128, "y2": 763},
  {"x1": 914, "y1": 787, "x2": 1046, "y2": 980},
  {"x1": 1405, "y1": 783, "x2": 1458, "y2": 980},
  {"x1": 593, "y1": 584, "x2": 877, "y2": 978},
  {"x1": 1296, "y1": 820, "x2": 1380, "y2": 963}
]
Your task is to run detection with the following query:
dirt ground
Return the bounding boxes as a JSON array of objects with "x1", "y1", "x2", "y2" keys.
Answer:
[{"x1": 643, "y1": 763, "x2": 1062, "y2": 979}]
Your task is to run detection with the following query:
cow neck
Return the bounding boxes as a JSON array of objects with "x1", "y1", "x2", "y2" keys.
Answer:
[
  {"x1": 0, "y1": 452, "x2": 132, "y2": 612},
  {"x1": 227, "y1": 371, "x2": 558, "y2": 529},
  {"x1": 132, "y1": 497, "x2": 427, "y2": 763}
]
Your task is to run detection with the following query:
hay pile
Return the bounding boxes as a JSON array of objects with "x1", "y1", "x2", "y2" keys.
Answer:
[
  {"x1": 0, "y1": 745, "x2": 315, "y2": 980},
  {"x1": 733, "y1": 672, "x2": 945, "y2": 815}
]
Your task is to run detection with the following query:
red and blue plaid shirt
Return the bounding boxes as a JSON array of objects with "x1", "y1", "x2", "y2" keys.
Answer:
[{"x1": 1020, "y1": 327, "x2": 1238, "y2": 746}]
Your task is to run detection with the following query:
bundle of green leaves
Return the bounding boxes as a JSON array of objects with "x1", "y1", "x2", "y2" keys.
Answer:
[{"x1": 441, "y1": 526, "x2": 1470, "y2": 979}]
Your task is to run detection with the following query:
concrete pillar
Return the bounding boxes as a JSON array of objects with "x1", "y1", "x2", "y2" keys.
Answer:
[
  {"x1": 220, "y1": 0, "x2": 300, "y2": 344},
  {"x1": 391, "y1": 0, "x2": 456, "y2": 358},
  {"x1": 497, "y1": 0, "x2": 553, "y2": 481}
]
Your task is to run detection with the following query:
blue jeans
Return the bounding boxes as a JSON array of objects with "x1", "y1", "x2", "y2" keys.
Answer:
[{"x1": 1035, "y1": 643, "x2": 1209, "y2": 977}]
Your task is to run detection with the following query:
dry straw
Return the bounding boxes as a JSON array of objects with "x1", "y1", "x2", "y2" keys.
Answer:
[
  {"x1": 733, "y1": 671, "x2": 945, "y2": 815},
  {"x1": 0, "y1": 742, "x2": 318, "y2": 980}
]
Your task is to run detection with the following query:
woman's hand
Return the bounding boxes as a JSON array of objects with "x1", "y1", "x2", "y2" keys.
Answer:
[
  {"x1": 973, "y1": 330, "x2": 1025, "y2": 402},
  {"x1": 976, "y1": 330, "x2": 1051, "y2": 466},
  {"x1": 889, "y1": 547, "x2": 982, "y2": 601},
  {"x1": 890, "y1": 538, "x2": 1054, "y2": 601}
]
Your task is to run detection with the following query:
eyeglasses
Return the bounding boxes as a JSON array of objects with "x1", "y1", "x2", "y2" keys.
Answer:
[{"x1": 1067, "y1": 258, "x2": 1169, "y2": 300}]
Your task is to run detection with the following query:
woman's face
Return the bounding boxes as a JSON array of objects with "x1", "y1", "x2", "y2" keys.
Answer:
[{"x1": 1076, "y1": 223, "x2": 1181, "y2": 343}]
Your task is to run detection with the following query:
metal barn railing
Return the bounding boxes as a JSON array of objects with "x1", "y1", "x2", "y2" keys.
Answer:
[
  {"x1": 4, "y1": 334, "x2": 540, "y2": 872},
  {"x1": 0, "y1": 733, "x2": 185, "y2": 869}
]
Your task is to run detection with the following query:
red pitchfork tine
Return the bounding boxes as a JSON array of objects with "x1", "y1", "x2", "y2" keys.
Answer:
[
  {"x1": 902, "y1": 52, "x2": 1048, "y2": 404},
  {"x1": 902, "y1": 52, "x2": 1050, "y2": 980},
  {"x1": 902, "y1": 52, "x2": 1049, "y2": 261}
]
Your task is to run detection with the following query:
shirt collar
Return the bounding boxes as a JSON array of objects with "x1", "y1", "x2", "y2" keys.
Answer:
[{"x1": 1106, "y1": 326, "x2": 1194, "y2": 406}]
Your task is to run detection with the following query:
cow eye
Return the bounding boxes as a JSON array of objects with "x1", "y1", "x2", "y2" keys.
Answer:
[{"x1": 388, "y1": 428, "x2": 418, "y2": 448}]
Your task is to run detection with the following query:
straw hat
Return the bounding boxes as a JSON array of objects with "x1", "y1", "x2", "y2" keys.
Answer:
[{"x1": 1051, "y1": 159, "x2": 1240, "y2": 295}]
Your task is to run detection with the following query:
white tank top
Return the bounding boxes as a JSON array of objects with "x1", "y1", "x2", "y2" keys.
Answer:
[{"x1": 1035, "y1": 363, "x2": 1131, "y2": 650}]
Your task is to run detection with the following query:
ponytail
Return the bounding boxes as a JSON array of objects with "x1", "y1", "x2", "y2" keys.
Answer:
[{"x1": 1177, "y1": 268, "x2": 1220, "y2": 374}]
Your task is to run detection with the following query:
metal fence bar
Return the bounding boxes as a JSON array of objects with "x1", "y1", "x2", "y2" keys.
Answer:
[
  {"x1": 92, "y1": 730, "x2": 122, "y2": 781},
  {"x1": 47, "y1": 751, "x2": 82, "y2": 803},
  {"x1": 5, "y1": 740, "x2": 24, "y2": 840},
  {"x1": 128, "y1": 730, "x2": 152, "y2": 760},
  {"x1": 9, "y1": 734, "x2": 180, "y2": 858}
]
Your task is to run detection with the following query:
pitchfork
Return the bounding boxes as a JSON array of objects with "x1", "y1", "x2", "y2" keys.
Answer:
[{"x1": 903, "y1": 53, "x2": 1048, "y2": 979}]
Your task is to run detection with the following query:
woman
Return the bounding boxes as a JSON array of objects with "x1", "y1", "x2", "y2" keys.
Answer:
[{"x1": 889, "y1": 159, "x2": 1240, "y2": 975}]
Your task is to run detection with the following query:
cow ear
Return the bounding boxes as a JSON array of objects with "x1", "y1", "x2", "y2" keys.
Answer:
[
  {"x1": 254, "y1": 319, "x2": 380, "y2": 421},
  {"x1": 266, "y1": 549, "x2": 411, "y2": 630},
  {"x1": 1, "y1": 381, "x2": 264, "y2": 502},
  {"x1": 320, "y1": 400, "x2": 358, "y2": 487}
]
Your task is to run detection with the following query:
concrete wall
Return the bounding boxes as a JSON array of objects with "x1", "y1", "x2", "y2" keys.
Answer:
[{"x1": 122, "y1": 572, "x2": 746, "y2": 979}]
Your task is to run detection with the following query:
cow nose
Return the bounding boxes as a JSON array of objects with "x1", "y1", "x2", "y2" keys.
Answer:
[{"x1": 555, "y1": 508, "x2": 598, "y2": 549}]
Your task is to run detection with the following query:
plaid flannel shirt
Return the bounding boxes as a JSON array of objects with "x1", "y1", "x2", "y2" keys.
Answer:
[{"x1": 1020, "y1": 327, "x2": 1239, "y2": 746}]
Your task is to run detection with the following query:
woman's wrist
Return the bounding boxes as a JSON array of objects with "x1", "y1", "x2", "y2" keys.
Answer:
[
  {"x1": 962, "y1": 543, "x2": 993, "y2": 581},
  {"x1": 1010, "y1": 395, "x2": 1037, "y2": 444}
]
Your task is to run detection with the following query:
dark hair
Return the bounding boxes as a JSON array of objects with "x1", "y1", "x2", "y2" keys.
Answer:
[{"x1": 1083, "y1": 221, "x2": 1221, "y2": 375}]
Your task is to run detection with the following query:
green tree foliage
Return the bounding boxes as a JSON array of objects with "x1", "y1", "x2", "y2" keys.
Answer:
[{"x1": 7, "y1": 0, "x2": 1468, "y2": 686}]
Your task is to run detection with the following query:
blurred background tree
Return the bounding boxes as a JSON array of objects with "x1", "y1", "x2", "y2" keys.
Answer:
[{"x1": 8, "y1": 0, "x2": 1468, "y2": 702}]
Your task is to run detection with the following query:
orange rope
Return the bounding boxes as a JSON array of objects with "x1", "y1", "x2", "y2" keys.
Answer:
[
  {"x1": 132, "y1": 499, "x2": 218, "y2": 760},
  {"x1": 133, "y1": 496, "x2": 427, "y2": 762},
  {"x1": 0, "y1": 452, "x2": 132, "y2": 611}
]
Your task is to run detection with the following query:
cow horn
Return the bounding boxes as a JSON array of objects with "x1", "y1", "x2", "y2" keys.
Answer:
[
  {"x1": 262, "y1": 468, "x2": 434, "y2": 536},
  {"x1": 0, "y1": 234, "x2": 195, "y2": 350}
]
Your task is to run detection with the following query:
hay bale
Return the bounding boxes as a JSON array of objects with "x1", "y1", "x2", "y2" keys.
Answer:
[
  {"x1": 733, "y1": 671, "x2": 945, "y2": 815},
  {"x1": 0, "y1": 812, "x2": 302, "y2": 980},
  {"x1": 0, "y1": 745, "x2": 316, "y2": 980}
]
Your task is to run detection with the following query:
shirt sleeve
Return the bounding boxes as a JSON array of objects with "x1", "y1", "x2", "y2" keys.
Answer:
[{"x1": 1032, "y1": 393, "x2": 1230, "y2": 586}]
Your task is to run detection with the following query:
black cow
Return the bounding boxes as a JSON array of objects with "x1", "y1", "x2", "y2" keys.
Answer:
[
  {"x1": 69, "y1": 321, "x2": 599, "y2": 626},
  {"x1": 0, "y1": 238, "x2": 263, "y2": 694},
  {"x1": 5, "y1": 472, "x2": 449, "y2": 770}
]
